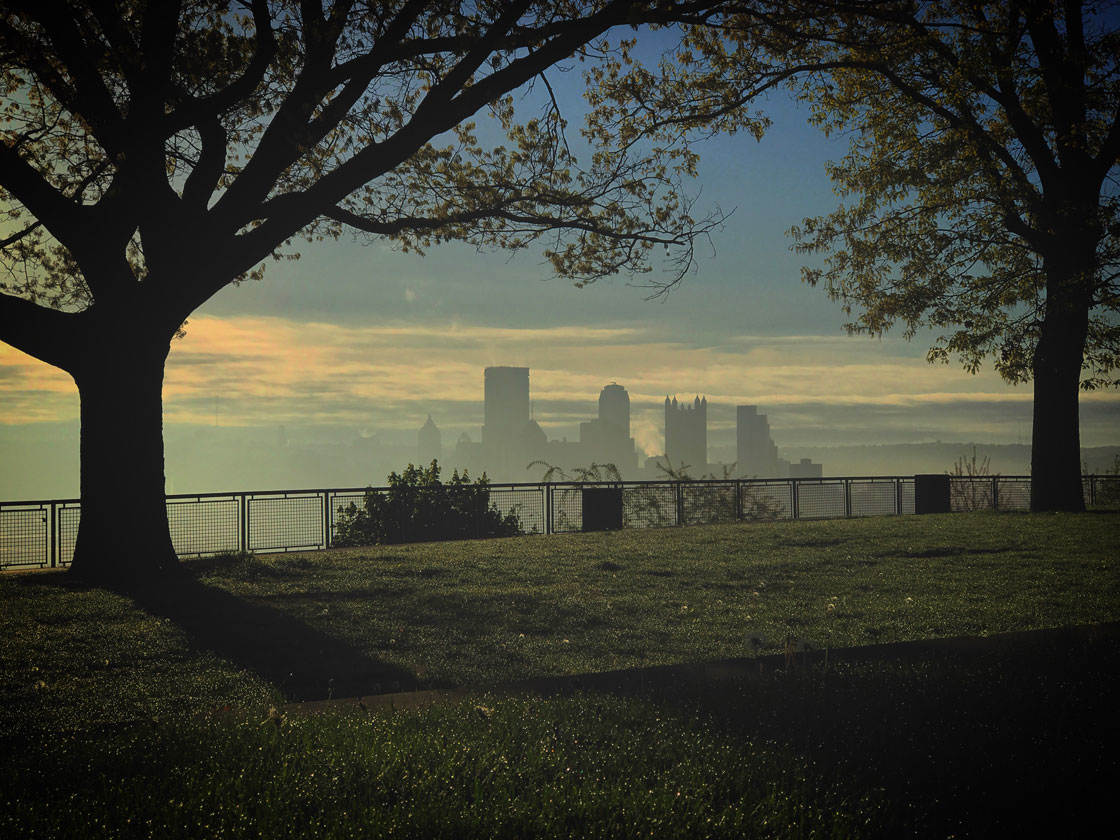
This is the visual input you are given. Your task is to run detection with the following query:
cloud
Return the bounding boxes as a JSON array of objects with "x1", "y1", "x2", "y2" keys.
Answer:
[
  {"x1": 0, "y1": 344, "x2": 77, "y2": 423},
  {"x1": 2, "y1": 314, "x2": 1117, "y2": 450}
]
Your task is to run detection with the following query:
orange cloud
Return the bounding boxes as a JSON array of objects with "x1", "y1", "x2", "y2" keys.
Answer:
[{"x1": 2, "y1": 314, "x2": 1116, "y2": 434}]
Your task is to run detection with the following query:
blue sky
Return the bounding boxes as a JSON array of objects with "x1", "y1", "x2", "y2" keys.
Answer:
[{"x1": 2, "y1": 45, "x2": 1118, "y2": 492}]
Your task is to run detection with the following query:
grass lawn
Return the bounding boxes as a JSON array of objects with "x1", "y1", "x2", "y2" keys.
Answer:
[{"x1": 2, "y1": 511, "x2": 1118, "y2": 837}]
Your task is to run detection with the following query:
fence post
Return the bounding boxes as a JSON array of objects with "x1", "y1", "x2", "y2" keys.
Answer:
[
  {"x1": 735, "y1": 481, "x2": 743, "y2": 520},
  {"x1": 50, "y1": 501, "x2": 57, "y2": 568},
  {"x1": 675, "y1": 481, "x2": 684, "y2": 526},
  {"x1": 992, "y1": 477, "x2": 999, "y2": 511},
  {"x1": 895, "y1": 479, "x2": 902, "y2": 515},
  {"x1": 240, "y1": 493, "x2": 248, "y2": 554},
  {"x1": 845, "y1": 479, "x2": 852, "y2": 518},
  {"x1": 321, "y1": 491, "x2": 329, "y2": 549},
  {"x1": 791, "y1": 479, "x2": 800, "y2": 520},
  {"x1": 545, "y1": 484, "x2": 552, "y2": 535}
]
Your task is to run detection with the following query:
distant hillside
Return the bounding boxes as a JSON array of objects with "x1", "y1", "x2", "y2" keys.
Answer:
[{"x1": 766, "y1": 443, "x2": 1120, "y2": 477}]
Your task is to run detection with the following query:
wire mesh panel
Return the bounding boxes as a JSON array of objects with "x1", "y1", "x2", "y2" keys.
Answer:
[
  {"x1": 167, "y1": 496, "x2": 240, "y2": 557},
  {"x1": 950, "y1": 478, "x2": 995, "y2": 512},
  {"x1": 681, "y1": 482, "x2": 738, "y2": 525},
  {"x1": 850, "y1": 480, "x2": 902, "y2": 517},
  {"x1": 0, "y1": 504, "x2": 49, "y2": 568},
  {"x1": 796, "y1": 480, "x2": 848, "y2": 519},
  {"x1": 57, "y1": 504, "x2": 80, "y2": 566},
  {"x1": 248, "y1": 494, "x2": 324, "y2": 552},
  {"x1": 488, "y1": 486, "x2": 545, "y2": 535},
  {"x1": 550, "y1": 485, "x2": 584, "y2": 533},
  {"x1": 623, "y1": 483, "x2": 678, "y2": 529},
  {"x1": 741, "y1": 480, "x2": 794, "y2": 520},
  {"x1": 328, "y1": 491, "x2": 370, "y2": 545},
  {"x1": 995, "y1": 478, "x2": 1031, "y2": 511},
  {"x1": 899, "y1": 479, "x2": 916, "y2": 514},
  {"x1": 1091, "y1": 476, "x2": 1120, "y2": 509}
]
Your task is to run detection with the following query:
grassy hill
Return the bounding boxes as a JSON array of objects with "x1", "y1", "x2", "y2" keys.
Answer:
[{"x1": 2, "y1": 512, "x2": 1118, "y2": 837}]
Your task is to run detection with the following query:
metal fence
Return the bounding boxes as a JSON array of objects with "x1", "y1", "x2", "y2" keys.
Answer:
[{"x1": 2, "y1": 475, "x2": 1118, "y2": 570}]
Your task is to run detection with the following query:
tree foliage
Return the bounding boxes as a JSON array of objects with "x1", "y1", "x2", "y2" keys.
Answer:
[
  {"x1": 590, "y1": 0, "x2": 1120, "y2": 387},
  {"x1": 784, "y1": 0, "x2": 1120, "y2": 389},
  {"x1": 0, "y1": 0, "x2": 732, "y2": 332}
]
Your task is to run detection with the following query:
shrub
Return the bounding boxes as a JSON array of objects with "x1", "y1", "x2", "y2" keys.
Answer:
[{"x1": 333, "y1": 461, "x2": 521, "y2": 547}]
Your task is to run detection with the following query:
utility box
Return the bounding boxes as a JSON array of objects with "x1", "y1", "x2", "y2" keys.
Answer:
[
  {"x1": 581, "y1": 487, "x2": 623, "y2": 531},
  {"x1": 914, "y1": 474, "x2": 951, "y2": 514}
]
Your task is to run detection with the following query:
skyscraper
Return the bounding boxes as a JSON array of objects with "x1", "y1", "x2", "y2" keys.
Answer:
[
  {"x1": 598, "y1": 383, "x2": 630, "y2": 441},
  {"x1": 579, "y1": 383, "x2": 638, "y2": 475},
  {"x1": 665, "y1": 395, "x2": 707, "y2": 473},
  {"x1": 736, "y1": 405, "x2": 780, "y2": 477},
  {"x1": 482, "y1": 366, "x2": 529, "y2": 448}
]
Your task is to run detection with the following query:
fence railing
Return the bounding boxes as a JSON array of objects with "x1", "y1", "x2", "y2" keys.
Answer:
[{"x1": 2, "y1": 475, "x2": 1118, "y2": 571}]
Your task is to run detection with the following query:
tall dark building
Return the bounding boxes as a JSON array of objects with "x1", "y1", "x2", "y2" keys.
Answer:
[
  {"x1": 482, "y1": 366, "x2": 529, "y2": 448},
  {"x1": 579, "y1": 383, "x2": 638, "y2": 475},
  {"x1": 736, "y1": 405, "x2": 780, "y2": 477},
  {"x1": 598, "y1": 383, "x2": 630, "y2": 440},
  {"x1": 665, "y1": 395, "x2": 707, "y2": 473}
]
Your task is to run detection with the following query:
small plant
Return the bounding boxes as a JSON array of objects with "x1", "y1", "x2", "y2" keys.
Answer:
[
  {"x1": 527, "y1": 461, "x2": 624, "y2": 532},
  {"x1": 949, "y1": 446, "x2": 996, "y2": 511},
  {"x1": 659, "y1": 460, "x2": 782, "y2": 524}
]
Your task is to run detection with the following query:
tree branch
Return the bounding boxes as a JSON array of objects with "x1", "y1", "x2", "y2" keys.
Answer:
[
  {"x1": 181, "y1": 119, "x2": 228, "y2": 210},
  {"x1": 0, "y1": 142, "x2": 91, "y2": 257},
  {"x1": 8, "y1": 0, "x2": 129, "y2": 154},
  {"x1": 163, "y1": 0, "x2": 276, "y2": 133},
  {"x1": 0, "y1": 289, "x2": 85, "y2": 372},
  {"x1": 0, "y1": 221, "x2": 43, "y2": 250}
]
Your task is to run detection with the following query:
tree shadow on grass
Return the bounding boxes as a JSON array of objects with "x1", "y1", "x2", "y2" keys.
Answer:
[
  {"x1": 111, "y1": 572, "x2": 418, "y2": 702},
  {"x1": 510, "y1": 622, "x2": 1120, "y2": 837}
]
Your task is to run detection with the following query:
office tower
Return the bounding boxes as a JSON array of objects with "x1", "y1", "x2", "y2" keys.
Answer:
[
  {"x1": 482, "y1": 366, "x2": 530, "y2": 448},
  {"x1": 665, "y1": 395, "x2": 707, "y2": 473},
  {"x1": 736, "y1": 405, "x2": 781, "y2": 477}
]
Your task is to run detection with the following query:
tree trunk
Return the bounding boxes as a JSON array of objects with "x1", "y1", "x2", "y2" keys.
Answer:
[
  {"x1": 68, "y1": 334, "x2": 179, "y2": 584},
  {"x1": 1030, "y1": 344, "x2": 1085, "y2": 512},
  {"x1": 1030, "y1": 247, "x2": 1093, "y2": 513}
]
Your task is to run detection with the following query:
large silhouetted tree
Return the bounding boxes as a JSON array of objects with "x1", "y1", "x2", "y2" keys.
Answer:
[
  {"x1": 591, "y1": 0, "x2": 1119, "y2": 510},
  {"x1": 0, "y1": 0, "x2": 741, "y2": 582}
]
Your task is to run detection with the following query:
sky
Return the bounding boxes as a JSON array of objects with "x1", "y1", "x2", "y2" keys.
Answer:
[{"x1": 1, "y1": 39, "x2": 1118, "y2": 496}]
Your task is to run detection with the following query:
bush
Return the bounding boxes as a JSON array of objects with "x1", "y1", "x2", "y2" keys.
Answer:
[{"x1": 333, "y1": 461, "x2": 522, "y2": 547}]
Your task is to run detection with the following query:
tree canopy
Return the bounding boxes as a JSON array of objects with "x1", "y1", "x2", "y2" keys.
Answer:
[
  {"x1": 591, "y1": 0, "x2": 1119, "y2": 509},
  {"x1": 1, "y1": 0, "x2": 734, "y2": 336}
]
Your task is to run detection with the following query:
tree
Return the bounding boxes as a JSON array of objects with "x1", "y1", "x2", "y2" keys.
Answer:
[
  {"x1": 0, "y1": 0, "x2": 734, "y2": 582},
  {"x1": 590, "y1": 0, "x2": 1119, "y2": 510}
]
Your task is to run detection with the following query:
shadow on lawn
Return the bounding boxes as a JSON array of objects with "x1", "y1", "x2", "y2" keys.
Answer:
[
  {"x1": 523, "y1": 622, "x2": 1120, "y2": 837},
  {"x1": 114, "y1": 573, "x2": 418, "y2": 702},
  {"x1": 293, "y1": 622, "x2": 1118, "y2": 836}
]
